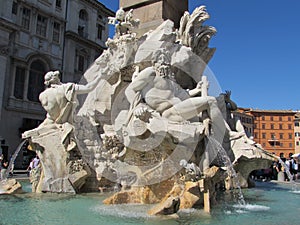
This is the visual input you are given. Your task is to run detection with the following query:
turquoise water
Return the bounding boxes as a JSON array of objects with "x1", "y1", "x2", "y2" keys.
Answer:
[{"x1": 0, "y1": 181, "x2": 299, "y2": 225}]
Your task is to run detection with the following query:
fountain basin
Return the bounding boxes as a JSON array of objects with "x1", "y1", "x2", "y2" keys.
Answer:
[{"x1": 0, "y1": 180, "x2": 299, "y2": 225}]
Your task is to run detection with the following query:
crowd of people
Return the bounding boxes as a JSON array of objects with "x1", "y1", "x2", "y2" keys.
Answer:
[
  {"x1": 281, "y1": 156, "x2": 299, "y2": 181},
  {"x1": 251, "y1": 155, "x2": 299, "y2": 182}
]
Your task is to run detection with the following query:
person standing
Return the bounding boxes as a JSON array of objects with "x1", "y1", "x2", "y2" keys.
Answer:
[
  {"x1": 1, "y1": 158, "x2": 8, "y2": 180},
  {"x1": 291, "y1": 157, "x2": 299, "y2": 180},
  {"x1": 32, "y1": 155, "x2": 40, "y2": 168},
  {"x1": 27, "y1": 158, "x2": 34, "y2": 176},
  {"x1": 272, "y1": 160, "x2": 280, "y2": 180}
]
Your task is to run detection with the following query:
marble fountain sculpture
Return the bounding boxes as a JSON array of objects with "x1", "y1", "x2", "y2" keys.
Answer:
[{"x1": 19, "y1": 6, "x2": 274, "y2": 215}]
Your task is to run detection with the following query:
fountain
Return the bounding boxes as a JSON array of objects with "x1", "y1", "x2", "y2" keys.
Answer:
[
  {"x1": 206, "y1": 136, "x2": 246, "y2": 206},
  {"x1": 0, "y1": 4, "x2": 283, "y2": 219},
  {"x1": 5, "y1": 139, "x2": 28, "y2": 178}
]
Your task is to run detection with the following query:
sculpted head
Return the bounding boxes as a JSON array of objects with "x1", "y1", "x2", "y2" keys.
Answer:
[
  {"x1": 152, "y1": 49, "x2": 171, "y2": 66},
  {"x1": 152, "y1": 49, "x2": 172, "y2": 78},
  {"x1": 44, "y1": 70, "x2": 61, "y2": 87},
  {"x1": 116, "y1": 8, "x2": 125, "y2": 21}
]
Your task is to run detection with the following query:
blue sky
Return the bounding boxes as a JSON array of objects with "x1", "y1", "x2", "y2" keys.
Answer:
[{"x1": 99, "y1": 0, "x2": 300, "y2": 111}]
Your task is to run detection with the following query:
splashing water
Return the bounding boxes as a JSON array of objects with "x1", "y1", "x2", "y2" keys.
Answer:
[
  {"x1": 206, "y1": 136, "x2": 246, "y2": 206},
  {"x1": 5, "y1": 139, "x2": 27, "y2": 178},
  {"x1": 233, "y1": 204, "x2": 270, "y2": 211}
]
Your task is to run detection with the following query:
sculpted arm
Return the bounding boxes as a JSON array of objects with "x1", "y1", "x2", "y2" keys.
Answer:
[
  {"x1": 188, "y1": 81, "x2": 202, "y2": 97},
  {"x1": 75, "y1": 74, "x2": 102, "y2": 94},
  {"x1": 39, "y1": 92, "x2": 47, "y2": 108}
]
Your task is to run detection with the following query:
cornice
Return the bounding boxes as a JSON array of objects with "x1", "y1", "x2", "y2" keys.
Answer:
[
  {"x1": 64, "y1": 31, "x2": 106, "y2": 50},
  {"x1": 20, "y1": 1, "x2": 66, "y2": 22},
  {"x1": 238, "y1": 107, "x2": 297, "y2": 114},
  {"x1": 81, "y1": 0, "x2": 115, "y2": 16},
  {"x1": 0, "y1": 17, "x2": 19, "y2": 32}
]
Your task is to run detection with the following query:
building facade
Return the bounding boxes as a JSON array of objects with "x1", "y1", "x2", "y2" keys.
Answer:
[
  {"x1": 294, "y1": 113, "x2": 300, "y2": 154},
  {"x1": 239, "y1": 108, "x2": 296, "y2": 159},
  {"x1": 0, "y1": 0, "x2": 113, "y2": 167},
  {"x1": 232, "y1": 108, "x2": 254, "y2": 138}
]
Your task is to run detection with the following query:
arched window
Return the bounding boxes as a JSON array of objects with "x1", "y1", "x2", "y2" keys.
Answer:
[
  {"x1": 78, "y1": 9, "x2": 88, "y2": 38},
  {"x1": 27, "y1": 60, "x2": 46, "y2": 102},
  {"x1": 79, "y1": 9, "x2": 88, "y2": 21}
]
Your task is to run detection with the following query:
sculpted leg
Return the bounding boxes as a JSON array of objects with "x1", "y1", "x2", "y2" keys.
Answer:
[
  {"x1": 162, "y1": 97, "x2": 209, "y2": 122},
  {"x1": 161, "y1": 96, "x2": 226, "y2": 142},
  {"x1": 162, "y1": 107, "x2": 185, "y2": 122}
]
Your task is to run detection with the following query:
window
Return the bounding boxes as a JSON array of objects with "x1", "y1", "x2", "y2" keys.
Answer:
[
  {"x1": 288, "y1": 133, "x2": 293, "y2": 139},
  {"x1": 79, "y1": 10, "x2": 88, "y2": 20},
  {"x1": 279, "y1": 133, "x2": 283, "y2": 139},
  {"x1": 262, "y1": 123, "x2": 265, "y2": 129},
  {"x1": 76, "y1": 49, "x2": 88, "y2": 72},
  {"x1": 78, "y1": 9, "x2": 88, "y2": 38},
  {"x1": 270, "y1": 123, "x2": 274, "y2": 129},
  {"x1": 262, "y1": 116, "x2": 265, "y2": 121},
  {"x1": 279, "y1": 116, "x2": 282, "y2": 121},
  {"x1": 262, "y1": 133, "x2": 266, "y2": 139},
  {"x1": 295, "y1": 132, "x2": 300, "y2": 137},
  {"x1": 21, "y1": 7, "x2": 31, "y2": 30},
  {"x1": 288, "y1": 117, "x2": 291, "y2": 121},
  {"x1": 36, "y1": 14, "x2": 47, "y2": 37},
  {"x1": 289, "y1": 143, "x2": 293, "y2": 148},
  {"x1": 53, "y1": 22, "x2": 60, "y2": 43},
  {"x1": 14, "y1": 67, "x2": 25, "y2": 99},
  {"x1": 78, "y1": 55, "x2": 85, "y2": 72},
  {"x1": 254, "y1": 132, "x2": 258, "y2": 138},
  {"x1": 254, "y1": 123, "x2": 257, "y2": 129},
  {"x1": 27, "y1": 60, "x2": 46, "y2": 102},
  {"x1": 56, "y1": 0, "x2": 62, "y2": 8},
  {"x1": 270, "y1": 133, "x2": 276, "y2": 139},
  {"x1": 279, "y1": 124, "x2": 283, "y2": 129},
  {"x1": 12, "y1": 1, "x2": 18, "y2": 15},
  {"x1": 244, "y1": 127, "x2": 248, "y2": 134},
  {"x1": 297, "y1": 141, "x2": 299, "y2": 146},
  {"x1": 270, "y1": 116, "x2": 273, "y2": 121},
  {"x1": 288, "y1": 124, "x2": 292, "y2": 129},
  {"x1": 295, "y1": 122, "x2": 299, "y2": 127},
  {"x1": 97, "y1": 24, "x2": 103, "y2": 39}
]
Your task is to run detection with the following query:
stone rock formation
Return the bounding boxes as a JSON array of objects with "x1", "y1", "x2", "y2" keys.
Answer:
[{"x1": 0, "y1": 179, "x2": 22, "y2": 195}]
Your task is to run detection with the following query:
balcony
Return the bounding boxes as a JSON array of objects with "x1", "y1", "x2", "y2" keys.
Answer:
[{"x1": 268, "y1": 138, "x2": 280, "y2": 146}]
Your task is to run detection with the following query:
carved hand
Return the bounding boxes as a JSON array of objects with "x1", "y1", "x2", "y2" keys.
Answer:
[{"x1": 134, "y1": 106, "x2": 148, "y2": 117}]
